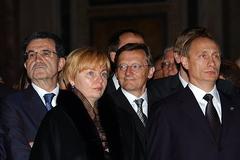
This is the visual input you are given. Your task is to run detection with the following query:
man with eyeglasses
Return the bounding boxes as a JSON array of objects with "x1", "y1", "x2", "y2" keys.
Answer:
[
  {"x1": 109, "y1": 43, "x2": 155, "y2": 160},
  {"x1": 0, "y1": 32, "x2": 65, "y2": 160},
  {"x1": 106, "y1": 29, "x2": 145, "y2": 94}
]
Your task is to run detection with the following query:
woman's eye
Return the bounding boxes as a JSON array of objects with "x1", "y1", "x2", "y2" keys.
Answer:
[
  {"x1": 101, "y1": 71, "x2": 109, "y2": 79},
  {"x1": 86, "y1": 71, "x2": 95, "y2": 77}
]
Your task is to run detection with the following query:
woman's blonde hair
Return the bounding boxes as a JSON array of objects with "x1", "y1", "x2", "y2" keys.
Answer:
[{"x1": 62, "y1": 47, "x2": 110, "y2": 87}]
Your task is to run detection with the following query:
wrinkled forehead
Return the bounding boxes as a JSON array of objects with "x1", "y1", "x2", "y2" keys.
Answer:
[
  {"x1": 118, "y1": 49, "x2": 148, "y2": 62},
  {"x1": 26, "y1": 38, "x2": 56, "y2": 51}
]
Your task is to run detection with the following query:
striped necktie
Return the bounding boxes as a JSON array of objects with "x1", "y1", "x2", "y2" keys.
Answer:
[{"x1": 134, "y1": 98, "x2": 147, "y2": 126}]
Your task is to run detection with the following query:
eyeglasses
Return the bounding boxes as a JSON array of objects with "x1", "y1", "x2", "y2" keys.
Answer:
[
  {"x1": 85, "y1": 70, "x2": 109, "y2": 80},
  {"x1": 117, "y1": 63, "x2": 150, "y2": 72},
  {"x1": 25, "y1": 50, "x2": 57, "y2": 60}
]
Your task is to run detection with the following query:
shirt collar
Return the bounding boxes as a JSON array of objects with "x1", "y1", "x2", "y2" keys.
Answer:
[
  {"x1": 178, "y1": 73, "x2": 188, "y2": 88},
  {"x1": 32, "y1": 83, "x2": 59, "y2": 107},
  {"x1": 188, "y1": 83, "x2": 219, "y2": 104},
  {"x1": 112, "y1": 74, "x2": 120, "y2": 89},
  {"x1": 121, "y1": 88, "x2": 148, "y2": 104}
]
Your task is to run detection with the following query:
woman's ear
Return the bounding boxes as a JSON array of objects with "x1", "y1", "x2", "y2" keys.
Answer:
[{"x1": 181, "y1": 56, "x2": 189, "y2": 70}]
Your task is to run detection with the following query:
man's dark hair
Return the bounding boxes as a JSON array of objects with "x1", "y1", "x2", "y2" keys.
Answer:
[
  {"x1": 174, "y1": 27, "x2": 218, "y2": 57},
  {"x1": 115, "y1": 43, "x2": 153, "y2": 66},
  {"x1": 107, "y1": 28, "x2": 145, "y2": 53},
  {"x1": 22, "y1": 31, "x2": 65, "y2": 61}
]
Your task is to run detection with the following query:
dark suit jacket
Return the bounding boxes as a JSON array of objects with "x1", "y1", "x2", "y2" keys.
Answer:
[
  {"x1": 105, "y1": 75, "x2": 118, "y2": 95},
  {"x1": 29, "y1": 90, "x2": 123, "y2": 160},
  {"x1": 0, "y1": 83, "x2": 15, "y2": 160},
  {"x1": 0, "y1": 83, "x2": 15, "y2": 99},
  {"x1": 0, "y1": 85, "x2": 57, "y2": 160},
  {"x1": 148, "y1": 86, "x2": 240, "y2": 160},
  {"x1": 148, "y1": 74, "x2": 184, "y2": 101},
  {"x1": 109, "y1": 88, "x2": 157, "y2": 160}
]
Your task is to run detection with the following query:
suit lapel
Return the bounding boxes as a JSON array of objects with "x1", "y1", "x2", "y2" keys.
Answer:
[
  {"x1": 21, "y1": 86, "x2": 47, "y2": 129},
  {"x1": 180, "y1": 87, "x2": 217, "y2": 143},
  {"x1": 113, "y1": 89, "x2": 146, "y2": 147}
]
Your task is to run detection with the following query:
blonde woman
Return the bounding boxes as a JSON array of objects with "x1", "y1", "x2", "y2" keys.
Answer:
[{"x1": 30, "y1": 47, "x2": 123, "y2": 160}]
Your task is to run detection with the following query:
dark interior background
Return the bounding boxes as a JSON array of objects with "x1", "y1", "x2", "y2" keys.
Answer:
[{"x1": 0, "y1": 0, "x2": 239, "y2": 87}]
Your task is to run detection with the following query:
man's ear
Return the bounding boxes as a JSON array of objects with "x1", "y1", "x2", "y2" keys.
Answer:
[
  {"x1": 110, "y1": 52, "x2": 116, "y2": 63},
  {"x1": 57, "y1": 57, "x2": 66, "y2": 72},
  {"x1": 147, "y1": 66, "x2": 155, "y2": 79},
  {"x1": 180, "y1": 56, "x2": 189, "y2": 70}
]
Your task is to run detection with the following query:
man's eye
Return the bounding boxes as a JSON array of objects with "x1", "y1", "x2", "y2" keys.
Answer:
[
  {"x1": 28, "y1": 52, "x2": 35, "y2": 58},
  {"x1": 213, "y1": 53, "x2": 220, "y2": 60},
  {"x1": 200, "y1": 54, "x2": 207, "y2": 59},
  {"x1": 119, "y1": 64, "x2": 128, "y2": 70},
  {"x1": 42, "y1": 51, "x2": 51, "y2": 56},
  {"x1": 132, "y1": 64, "x2": 141, "y2": 70}
]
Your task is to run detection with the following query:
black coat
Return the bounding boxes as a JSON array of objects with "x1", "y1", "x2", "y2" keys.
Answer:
[{"x1": 29, "y1": 90, "x2": 123, "y2": 160}]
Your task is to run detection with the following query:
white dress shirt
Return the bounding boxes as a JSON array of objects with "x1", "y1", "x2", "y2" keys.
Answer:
[
  {"x1": 32, "y1": 83, "x2": 59, "y2": 107},
  {"x1": 178, "y1": 73, "x2": 188, "y2": 88},
  {"x1": 112, "y1": 74, "x2": 120, "y2": 89}
]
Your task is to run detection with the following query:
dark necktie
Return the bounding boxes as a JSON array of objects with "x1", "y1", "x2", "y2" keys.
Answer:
[
  {"x1": 43, "y1": 93, "x2": 55, "y2": 111},
  {"x1": 134, "y1": 98, "x2": 147, "y2": 126},
  {"x1": 203, "y1": 94, "x2": 221, "y2": 141}
]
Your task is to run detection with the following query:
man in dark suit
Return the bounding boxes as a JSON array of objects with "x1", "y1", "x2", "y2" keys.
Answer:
[
  {"x1": 110, "y1": 43, "x2": 155, "y2": 160},
  {"x1": 106, "y1": 29, "x2": 145, "y2": 94},
  {"x1": 149, "y1": 27, "x2": 239, "y2": 106},
  {"x1": 0, "y1": 32, "x2": 65, "y2": 160},
  {"x1": 148, "y1": 28, "x2": 240, "y2": 160}
]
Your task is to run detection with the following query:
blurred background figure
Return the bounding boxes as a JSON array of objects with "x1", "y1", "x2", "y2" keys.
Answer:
[
  {"x1": 153, "y1": 47, "x2": 178, "y2": 79},
  {"x1": 235, "y1": 56, "x2": 240, "y2": 69},
  {"x1": 219, "y1": 59, "x2": 240, "y2": 89},
  {"x1": 12, "y1": 68, "x2": 30, "y2": 90},
  {"x1": 30, "y1": 47, "x2": 123, "y2": 160},
  {"x1": 152, "y1": 54, "x2": 163, "y2": 79}
]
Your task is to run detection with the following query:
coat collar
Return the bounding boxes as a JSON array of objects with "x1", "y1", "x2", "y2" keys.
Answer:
[{"x1": 57, "y1": 90, "x2": 122, "y2": 159}]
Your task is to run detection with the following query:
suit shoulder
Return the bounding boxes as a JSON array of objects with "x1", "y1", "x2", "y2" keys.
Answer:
[
  {"x1": 1, "y1": 88, "x2": 31, "y2": 106},
  {"x1": 150, "y1": 89, "x2": 184, "y2": 112},
  {"x1": 149, "y1": 75, "x2": 178, "y2": 87}
]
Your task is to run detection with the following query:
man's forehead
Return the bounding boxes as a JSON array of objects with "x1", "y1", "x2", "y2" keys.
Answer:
[{"x1": 27, "y1": 38, "x2": 55, "y2": 49}]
